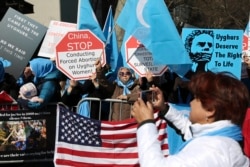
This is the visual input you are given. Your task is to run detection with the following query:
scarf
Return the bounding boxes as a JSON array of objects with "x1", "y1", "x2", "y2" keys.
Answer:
[
  {"x1": 175, "y1": 124, "x2": 242, "y2": 154},
  {"x1": 116, "y1": 78, "x2": 134, "y2": 95},
  {"x1": 29, "y1": 58, "x2": 56, "y2": 78},
  {"x1": 78, "y1": 94, "x2": 90, "y2": 118}
]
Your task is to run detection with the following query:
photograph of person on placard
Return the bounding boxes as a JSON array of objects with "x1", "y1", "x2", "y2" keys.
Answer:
[
  {"x1": 182, "y1": 28, "x2": 243, "y2": 80},
  {"x1": 183, "y1": 29, "x2": 214, "y2": 79}
]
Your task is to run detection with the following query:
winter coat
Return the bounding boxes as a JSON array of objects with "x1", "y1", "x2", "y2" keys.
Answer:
[
  {"x1": 96, "y1": 66, "x2": 141, "y2": 121},
  {"x1": 136, "y1": 104, "x2": 249, "y2": 167},
  {"x1": 61, "y1": 80, "x2": 107, "y2": 120},
  {"x1": 19, "y1": 58, "x2": 62, "y2": 110},
  {"x1": 110, "y1": 81, "x2": 141, "y2": 120},
  {"x1": 29, "y1": 70, "x2": 62, "y2": 109}
]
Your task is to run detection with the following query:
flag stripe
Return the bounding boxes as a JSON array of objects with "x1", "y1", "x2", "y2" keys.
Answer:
[
  {"x1": 57, "y1": 147, "x2": 138, "y2": 159},
  {"x1": 101, "y1": 135, "x2": 136, "y2": 143},
  {"x1": 55, "y1": 151, "x2": 139, "y2": 165},
  {"x1": 56, "y1": 142, "x2": 138, "y2": 153},
  {"x1": 56, "y1": 147, "x2": 139, "y2": 166},
  {"x1": 56, "y1": 159, "x2": 140, "y2": 167},
  {"x1": 101, "y1": 128, "x2": 136, "y2": 135},
  {"x1": 102, "y1": 141, "x2": 137, "y2": 148}
]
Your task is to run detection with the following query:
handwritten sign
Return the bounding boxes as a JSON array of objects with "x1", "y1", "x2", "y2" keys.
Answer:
[{"x1": 38, "y1": 20, "x2": 77, "y2": 59}]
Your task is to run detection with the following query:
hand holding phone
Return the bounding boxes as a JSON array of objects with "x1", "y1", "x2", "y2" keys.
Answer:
[{"x1": 140, "y1": 90, "x2": 155, "y2": 103}]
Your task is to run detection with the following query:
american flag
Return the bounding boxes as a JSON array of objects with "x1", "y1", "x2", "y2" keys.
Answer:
[{"x1": 54, "y1": 105, "x2": 168, "y2": 167}]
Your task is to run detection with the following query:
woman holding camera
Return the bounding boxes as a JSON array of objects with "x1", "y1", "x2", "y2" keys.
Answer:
[{"x1": 131, "y1": 72, "x2": 249, "y2": 167}]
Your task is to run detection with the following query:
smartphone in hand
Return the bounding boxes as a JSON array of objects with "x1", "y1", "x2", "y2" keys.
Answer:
[{"x1": 140, "y1": 90, "x2": 155, "y2": 103}]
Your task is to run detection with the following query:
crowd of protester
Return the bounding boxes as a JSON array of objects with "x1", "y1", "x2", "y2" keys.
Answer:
[
  {"x1": 1, "y1": 56, "x2": 250, "y2": 120},
  {"x1": 0, "y1": 55, "x2": 250, "y2": 166},
  {"x1": 0, "y1": 57, "x2": 183, "y2": 120}
]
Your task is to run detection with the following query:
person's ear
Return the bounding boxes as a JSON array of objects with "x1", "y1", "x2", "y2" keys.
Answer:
[{"x1": 205, "y1": 109, "x2": 215, "y2": 122}]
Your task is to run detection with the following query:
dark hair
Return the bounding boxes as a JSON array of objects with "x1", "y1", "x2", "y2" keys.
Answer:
[{"x1": 188, "y1": 72, "x2": 249, "y2": 126}]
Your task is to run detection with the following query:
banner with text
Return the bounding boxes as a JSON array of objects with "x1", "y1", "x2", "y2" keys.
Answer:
[
  {"x1": 126, "y1": 36, "x2": 168, "y2": 77},
  {"x1": 38, "y1": 20, "x2": 77, "y2": 59},
  {"x1": 0, "y1": 7, "x2": 47, "y2": 79},
  {"x1": 0, "y1": 104, "x2": 56, "y2": 163},
  {"x1": 182, "y1": 28, "x2": 243, "y2": 79}
]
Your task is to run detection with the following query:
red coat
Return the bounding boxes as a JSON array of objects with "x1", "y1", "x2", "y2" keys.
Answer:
[{"x1": 243, "y1": 107, "x2": 250, "y2": 158}]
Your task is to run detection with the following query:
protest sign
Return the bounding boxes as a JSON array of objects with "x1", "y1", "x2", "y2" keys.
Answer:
[
  {"x1": 0, "y1": 7, "x2": 47, "y2": 79},
  {"x1": 125, "y1": 36, "x2": 167, "y2": 77},
  {"x1": 241, "y1": 16, "x2": 250, "y2": 82},
  {"x1": 182, "y1": 28, "x2": 243, "y2": 79},
  {"x1": 0, "y1": 104, "x2": 56, "y2": 163},
  {"x1": 56, "y1": 30, "x2": 106, "y2": 80},
  {"x1": 38, "y1": 20, "x2": 77, "y2": 59},
  {"x1": 243, "y1": 34, "x2": 249, "y2": 51},
  {"x1": 243, "y1": 16, "x2": 250, "y2": 57}
]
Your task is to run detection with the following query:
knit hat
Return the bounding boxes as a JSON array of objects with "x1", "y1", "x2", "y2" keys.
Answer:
[{"x1": 19, "y1": 82, "x2": 37, "y2": 99}]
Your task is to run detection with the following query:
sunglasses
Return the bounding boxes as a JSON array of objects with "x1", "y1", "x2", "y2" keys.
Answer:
[{"x1": 119, "y1": 72, "x2": 131, "y2": 76}]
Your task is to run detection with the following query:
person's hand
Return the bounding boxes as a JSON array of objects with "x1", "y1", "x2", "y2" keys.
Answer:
[
  {"x1": 150, "y1": 87, "x2": 166, "y2": 111},
  {"x1": 89, "y1": 73, "x2": 99, "y2": 88},
  {"x1": 11, "y1": 141, "x2": 16, "y2": 144},
  {"x1": 95, "y1": 58, "x2": 102, "y2": 71},
  {"x1": 89, "y1": 72, "x2": 97, "y2": 80},
  {"x1": 50, "y1": 57, "x2": 56, "y2": 62},
  {"x1": 30, "y1": 96, "x2": 44, "y2": 103},
  {"x1": 131, "y1": 98, "x2": 154, "y2": 124},
  {"x1": 23, "y1": 67, "x2": 33, "y2": 79},
  {"x1": 59, "y1": 81, "x2": 66, "y2": 91},
  {"x1": 145, "y1": 70, "x2": 154, "y2": 83},
  {"x1": 67, "y1": 80, "x2": 78, "y2": 94},
  {"x1": 117, "y1": 95, "x2": 128, "y2": 100},
  {"x1": 69, "y1": 80, "x2": 78, "y2": 87}
]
